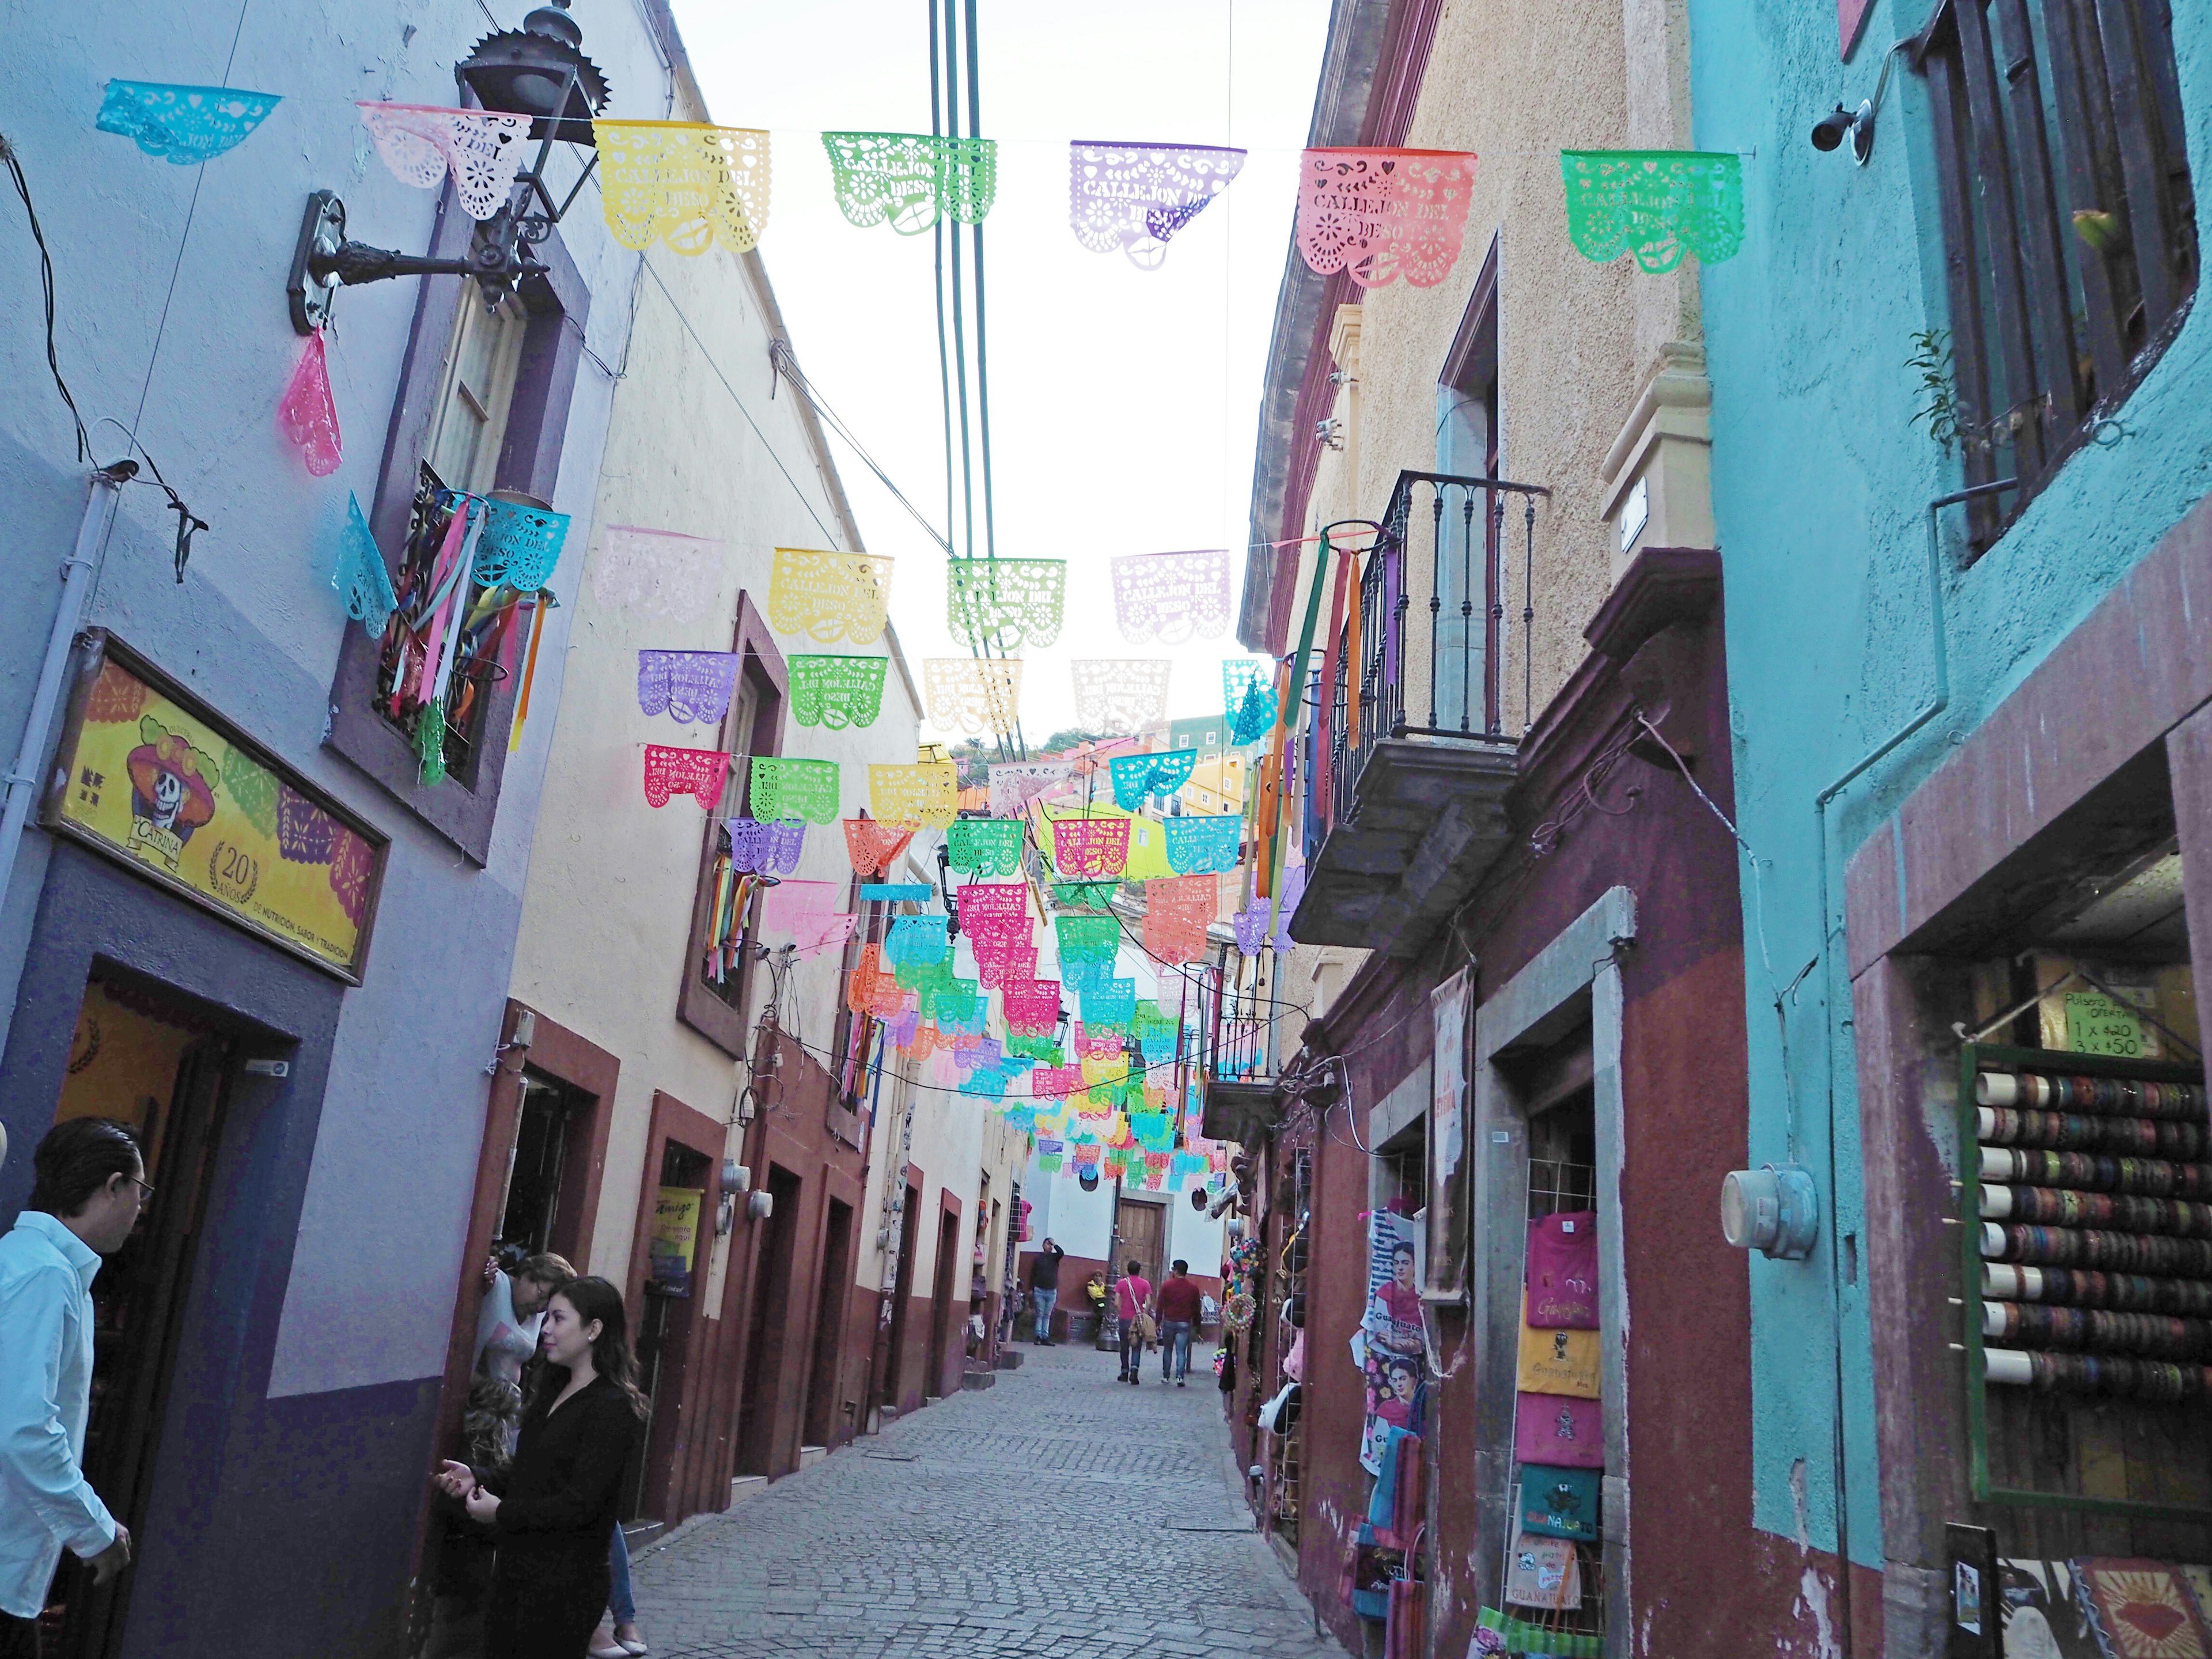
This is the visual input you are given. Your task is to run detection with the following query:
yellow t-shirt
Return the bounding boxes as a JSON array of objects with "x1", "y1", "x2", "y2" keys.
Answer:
[{"x1": 1514, "y1": 1294, "x2": 1600, "y2": 1399}]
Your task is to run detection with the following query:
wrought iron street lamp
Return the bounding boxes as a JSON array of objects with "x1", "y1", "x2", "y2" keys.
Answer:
[{"x1": 286, "y1": 0, "x2": 609, "y2": 332}]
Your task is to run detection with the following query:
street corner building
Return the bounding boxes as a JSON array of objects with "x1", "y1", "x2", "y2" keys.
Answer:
[
  {"x1": 0, "y1": 3, "x2": 1021, "y2": 1657},
  {"x1": 1202, "y1": 0, "x2": 2212, "y2": 1652}
]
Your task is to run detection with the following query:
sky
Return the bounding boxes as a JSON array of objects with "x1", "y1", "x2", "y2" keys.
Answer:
[{"x1": 668, "y1": 0, "x2": 1334, "y2": 748}]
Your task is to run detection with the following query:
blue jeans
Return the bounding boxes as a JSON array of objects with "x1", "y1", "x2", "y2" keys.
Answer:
[
  {"x1": 1160, "y1": 1320, "x2": 1193, "y2": 1379},
  {"x1": 1031, "y1": 1286, "x2": 1058, "y2": 1340},
  {"x1": 608, "y1": 1521, "x2": 635, "y2": 1624}
]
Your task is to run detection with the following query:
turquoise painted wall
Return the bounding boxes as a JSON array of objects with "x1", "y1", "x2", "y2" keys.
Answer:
[{"x1": 1689, "y1": 0, "x2": 2212, "y2": 1567}]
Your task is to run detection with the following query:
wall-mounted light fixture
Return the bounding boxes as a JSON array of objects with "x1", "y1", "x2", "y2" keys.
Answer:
[
  {"x1": 287, "y1": 0, "x2": 609, "y2": 333},
  {"x1": 1809, "y1": 40, "x2": 1911, "y2": 166}
]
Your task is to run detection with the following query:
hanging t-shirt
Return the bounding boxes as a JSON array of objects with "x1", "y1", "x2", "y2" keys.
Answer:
[
  {"x1": 1513, "y1": 1294, "x2": 1599, "y2": 1398},
  {"x1": 1525, "y1": 1211, "x2": 1599, "y2": 1329},
  {"x1": 1517, "y1": 1463, "x2": 1601, "y2": 1541},
  {"x1": 1513, "y1": 1391, "x2": 1604, "y2": 1468},
  {"x1": 473, "y1": 1271, "x2": 542, "y2": 1387}
]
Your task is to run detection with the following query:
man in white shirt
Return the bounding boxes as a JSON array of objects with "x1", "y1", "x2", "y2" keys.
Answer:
[{"x1": 0, "y1": 1119, "x2": 150, "y2": 1658}]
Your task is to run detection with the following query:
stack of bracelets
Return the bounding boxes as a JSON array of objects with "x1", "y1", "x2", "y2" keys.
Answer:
[{"x1": 1976, "y1": 1069, "x2": 2212, "y2": 1400}]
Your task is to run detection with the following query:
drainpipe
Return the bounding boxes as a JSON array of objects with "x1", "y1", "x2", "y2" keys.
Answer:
[
  {"x1": 1805, "y1": 479, "x2": 2003, "y2": 1651},
  {"x1": 0, "y1": 464, "x2": 130, "y2": 929}
]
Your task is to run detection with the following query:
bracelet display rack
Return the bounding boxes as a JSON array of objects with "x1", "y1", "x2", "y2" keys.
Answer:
[{"x1": 1958, "y1": 1041, "x2": 2212, "y2": 1522}]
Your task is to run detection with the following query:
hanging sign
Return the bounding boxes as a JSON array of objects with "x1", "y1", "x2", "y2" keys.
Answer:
[
  {"x1": 1164, "y1": 815, "x2": 1241, "y2": 875},
  {"x1": 748, "y1": 755, "x2": 840, "y2": 824},
  {"x1": 1107, "y1": 749, "x2": 1197, "y2": 810},
  {"x1": 595, "y1": 121, "x2": 768, "y2": 255},
  {"x1": 97, "y1": 81, "x2": 280, "y2": 163},
  {"x1": 725, "y1": 817, "x2": 805, "y2": 875},
  {"x1": 357, "y1": 103, "x2": 531, "y2": 220},
  {"x1": 1068, "y1": 141, "x2": 1247, "y2": 268},
  {"x1": 789, "y1": 654, "x2": 887, "y2": 730},
  {"x1": 947, "y1": 817, "x2": 1025, "y2": 878},
  {"x1": 1296, "y1": 147, "x2": 1480, "y2": 289},
  {"x1": 948, "y1": 559, "x2": 1066, "y2": 650},
  {"x1": 1560, "y1": 151, "x2": 1744, "y2": 274},
  {"x1": 868, "y1": 762, "x2": 959, "y2": 828},
  {"x1": 332, "y1": 493, "x2": 397, "y2": 637},
  {"x1": 277, "y1": 330, "x2": 342, "y2": 478},
  {"x1": 767, "y1": 547, "x2": 895, "y2": 644},
  {"x1": 1071, "y1": 660, "x2": 1172, "y2": 732},
  {"x1": 44, "y1": 634, "x2": 388, "y2": 983},
  {"x1": 644, "y1": 744, "x2": 729, "y2": 809},
  {"x1": 1053, "y1": 816, "x2": 1131, "y2": 879},
  {"x1": 923, "y1": 658, "x2": 1024, "y2": 736},
  {"x1": 648, "y1": 1187, "x2": 706, "y2": 1294},
  {"x1": 590, "y1": 527, "x2": 721, "y2": 623},
  {"x1": 843, "y1": 817, "x2": 915, "y2": 876},
  {"x1": 822, "y1": 132, "x2": 998, "y2": 233},
  {"x1": 988, "y1": 759, "x2": 1071, "y2": 816},
  {"x1": 638, "y1": 651, "x2": 741, "y2": 725},
  {"x1": 1109, "y1": 549, "x2": 1233, "y2": 644}
]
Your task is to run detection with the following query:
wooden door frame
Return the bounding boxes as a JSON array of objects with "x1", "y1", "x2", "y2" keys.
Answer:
[
  {"x1": 626, "y1": 1089, "x2": 728, "y2": 1520},
  {"x1": 926, "y1": 1190, "x2": 964, "y2": 1401}
]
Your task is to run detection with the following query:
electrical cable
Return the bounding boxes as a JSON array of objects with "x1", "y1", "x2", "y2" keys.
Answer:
[
  {"x1": 636, "y1": 257, "x2": 843, "y2": 549},
  {"x1": 2, "y1": 136, "x2": 88, "y2": 462}
]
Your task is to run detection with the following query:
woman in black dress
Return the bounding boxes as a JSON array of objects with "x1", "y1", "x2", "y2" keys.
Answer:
[{"x1": 433, "y1": 1275, "x2": 647, "y2": 1659}]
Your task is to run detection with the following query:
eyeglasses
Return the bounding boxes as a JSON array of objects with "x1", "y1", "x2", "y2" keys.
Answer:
[{"x1": 124, "y1": 1175, "x2": 156, "y2": 1205}]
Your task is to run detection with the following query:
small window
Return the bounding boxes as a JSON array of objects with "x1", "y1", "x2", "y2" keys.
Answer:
[
  {"x1": 370, "y1": 294, "x2": 531, "y2": 788},
  {"x1": 1917, "y1": 0, "x2": 2196, "y2": 551},
  {"x1": 698, "y1": 669, "x2": 766, "y2": 1014}
]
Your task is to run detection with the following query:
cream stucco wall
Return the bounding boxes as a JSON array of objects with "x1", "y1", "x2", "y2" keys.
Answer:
[{"x1": 507, "y1": 70, "x2": 925, "y2": 1316}]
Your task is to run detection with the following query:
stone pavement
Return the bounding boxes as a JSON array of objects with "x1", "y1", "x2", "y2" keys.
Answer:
[{"x1": 629, "y1": 1339, "x2": 1350, "y2": 1659}]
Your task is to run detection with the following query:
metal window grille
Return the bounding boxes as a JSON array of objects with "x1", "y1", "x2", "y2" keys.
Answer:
[{"x1": 1916, "y1": 0, "x2": 2196, "y2": 550}]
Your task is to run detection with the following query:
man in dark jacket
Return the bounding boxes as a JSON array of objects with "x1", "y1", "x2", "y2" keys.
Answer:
[{"x1": 1028, "y1": 1237, "x2": 1066, "y2": 1345}]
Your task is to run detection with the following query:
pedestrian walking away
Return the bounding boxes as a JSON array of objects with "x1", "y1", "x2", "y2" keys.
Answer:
[
  {"x1": 434, "y1": 1275, "x2": 649, "y2": 1659},
  {"x1": 1114, "y1": 1259, "x2": 1153, "y2": 1384},
  {"x1": 0, "y1": 1120, "x2": 147, "y2": 1659},
  {"x1": 1156, "y1": 1259, "x2": 1202, "y2": 1385},
  {"x1": 1027, "y1": 1234, "x2": 1065, "y2": 1344}
]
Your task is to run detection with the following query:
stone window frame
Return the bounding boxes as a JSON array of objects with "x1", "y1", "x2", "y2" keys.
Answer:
[{"x1": 325, "y1": 188, "x2": 590, "y2": 864}]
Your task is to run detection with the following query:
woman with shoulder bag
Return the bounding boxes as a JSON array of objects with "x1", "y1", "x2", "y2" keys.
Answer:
[{"x1": 433, "y1": 1276, "x2": 648, "y2": 1659}]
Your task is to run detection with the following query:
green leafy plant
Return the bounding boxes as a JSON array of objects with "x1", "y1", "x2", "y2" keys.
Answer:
[{"x1": 1907, "y1": 328, "x2": 1963, "y2": 453}]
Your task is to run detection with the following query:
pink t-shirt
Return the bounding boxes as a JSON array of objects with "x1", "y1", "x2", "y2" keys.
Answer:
[{"x1": 1116, "y1": 1276, "x2": 1153, "y2": 1319}]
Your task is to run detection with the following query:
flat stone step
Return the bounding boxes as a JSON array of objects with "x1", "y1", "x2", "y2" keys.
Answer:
[
  {"x1": 726, "y1": 1475, "x2": 767, "y2": 1509},
  {"x1": 960, "y1": 1369, "x2": 997, "y2": 1391}
]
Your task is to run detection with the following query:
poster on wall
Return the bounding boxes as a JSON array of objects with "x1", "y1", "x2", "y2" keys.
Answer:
[
  {"x1": 1426, "y1": 967, "x2": 1472, "y2": 1300},
  {"x1": 649, "y1": 1186, "x2": 705, "y2": 1296},
  {"x1": 1357, "y1": 1206, "x2": 1426, "y2": 1474},
  {"x1": 42, "y1": 632, "x2": 388, "y2": 983}
]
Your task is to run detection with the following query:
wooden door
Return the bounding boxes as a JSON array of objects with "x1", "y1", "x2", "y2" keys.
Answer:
[{"x1": 1116, "y1": 1195, "x2": 1167, "y2": 1286}]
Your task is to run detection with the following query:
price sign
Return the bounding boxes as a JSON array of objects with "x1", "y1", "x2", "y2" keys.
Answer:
[{"x1": 2063, "y1": 990, "x2": 2150, "y2": 1058}]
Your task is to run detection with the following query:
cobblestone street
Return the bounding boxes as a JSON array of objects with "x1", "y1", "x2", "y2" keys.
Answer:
[{"x1": 629, "y1": 1340, "x2": 1349, "y2": 1659}]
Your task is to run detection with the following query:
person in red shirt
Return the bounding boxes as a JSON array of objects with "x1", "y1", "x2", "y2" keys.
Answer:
[{"x1": 1154, "y1": 1260, "x2": 1203, "y2": 1385}]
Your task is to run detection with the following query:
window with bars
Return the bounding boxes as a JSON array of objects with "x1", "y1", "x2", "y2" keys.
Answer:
[{"x1": 1916, "y1": 0, "x2": 2196, "y2": 551}]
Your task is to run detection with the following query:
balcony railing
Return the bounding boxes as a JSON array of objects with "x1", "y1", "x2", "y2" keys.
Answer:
[{"x1": 1325, "y1": 470, "x2": 1548, "y2": 826}]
